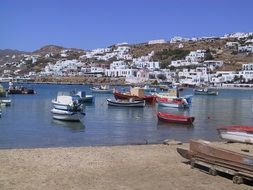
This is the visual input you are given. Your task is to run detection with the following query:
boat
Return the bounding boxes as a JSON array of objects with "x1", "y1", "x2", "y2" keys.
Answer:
[
  {"x1": 107, "y1": 99, "x2": 145, "y2": 107},
  {"x1": 0, "y1": 99, "x2": 11, "y2": 106},
  {"x1": 143, "y1": 85, "x2": 156, "y2": 92},
  {"x1": 51, "y1": 108, "x2": 85, "y2": 121},
  {"x1": 154, "y1": 87, "x2": 192, "y2": 104},
  {"x1": 52, "y1": 92, "x2": 82, "y2": 111},
  {"x1": 156, "y1": 97, "x2": 189, "y2": 108},
  {"x1": 0, "y1": 84, "x2": 11, "y2": 106},
  {"x1": 73, "y1": 91, "x2": 94, "y2": 103},
  {"x1": 177, "y1": 139, "x2": 253, "y2": 184},
  {"x1": 51, "y1": 92, "x2": 85, "y2": 122},
  {"x1": 113, "y1": 91, "x2": 156, "y2": 104},
  {"x1": 90, "y1": 85, "x2": 113, "y2": 93},
  {"x1": 157, "y1": 111, "x2": 195, "y2": 124},
  {"x1": 194, "y1": 86, "x2": 218, "y2": 95},
  {"x1": 217, "y1": 125, "x2": 253, "y2": 144}
]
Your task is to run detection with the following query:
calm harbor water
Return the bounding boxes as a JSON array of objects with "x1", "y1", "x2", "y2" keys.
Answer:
[{"x1": 0, "y1": 83, "x2": 253, "y2": 149}]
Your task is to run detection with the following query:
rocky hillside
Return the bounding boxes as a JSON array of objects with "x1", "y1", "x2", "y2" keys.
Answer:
[
  {"x1": 130, "y1": 38, "x2": 253, "y2": 71},
  {"x1": 0, "y1": 34, "x2": 253, "y2": 77}
]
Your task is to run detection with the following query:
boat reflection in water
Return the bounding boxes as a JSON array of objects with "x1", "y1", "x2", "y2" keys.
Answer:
[{"x1": 51, "y1": 119, "x2": 85, "y2": 132}]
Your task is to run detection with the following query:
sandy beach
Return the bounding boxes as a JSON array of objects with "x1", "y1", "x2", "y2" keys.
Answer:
[{"x1": 0, "y1": 142, "x2": 253, "y2": 190}]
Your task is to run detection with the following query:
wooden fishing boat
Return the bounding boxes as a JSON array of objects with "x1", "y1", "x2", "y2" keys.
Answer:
[
  {"x1": 177, "y1": 139, "x2": 253, "y2": 184},
  {"x1": 113, "y1": 91, "x2": 155, "y2": 104},
  {"x1": 7, "y1": 87, "x2": 35, "y2": 94},
  {"x1": 157, "y1": 111, "x2": 194, "y2": 124},
  {"x1": 217, "y1": 125, "x2": 253, "y2": 144},
  {"x1": 107, "y1": 99, "x2": 145, "y2": 107},
  {"x1": 156, "y1": 97, "x2": 189, "y2": 108}
]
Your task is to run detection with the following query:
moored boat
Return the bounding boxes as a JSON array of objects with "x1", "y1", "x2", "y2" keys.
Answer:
[
  {"x1": 157, "y1": 111, "x2": 195, "y2": 124},
  {"x1": 107, "y1": 98, "x2": 145, "y2": 107},
  {"x1": 113, "y1": 91, "x2": 156, "y2": 104},
  {"x1": 156, "y1": 97, "x2": 189, "y2": 108},
  {"x1": 51, "y1": 108, "x2": 85, "y2": 121},
  {"x1": 0, "y1": 84, "x2": 11, "y2": 106},
  {"x1": 90, "y1": 85, "x2": 113, "y2": 93},
  {"x1": 194, "y1": 87, "x2": 218, "y2": 95},
  {"x1": 51, "y1": 92, "x2": 85, "y2": 122},
  {"x1": 217, "y1": 125, "x2": 253, "y2": 144},
  {"x1": 73, "y1": 91, "x2": 94, "y2": 103}
]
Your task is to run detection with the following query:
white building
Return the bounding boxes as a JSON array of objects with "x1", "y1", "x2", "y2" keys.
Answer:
[
  {"x1": 203, "y1": 60, "x2": 224, "y2": 71},
  {"x1": 225, "y1": 42, "x2": 239, "y2": 49},
  {"x1": 125, "y1": 69, "x2": 149, "y2": 83},
  {"x1": 148, "y1": 39, "x2": 167, "y2": 45},
  {"x1": 170, "y1": 60, "x2": 199, "y2": 67},
  {"x1": 178, "y1": 67, "x2": 208, "y2": 85},
  {"x1": 185, "y1": 50, "x2": 206, "y2": 62},
  {"x1": 170, "y1": 36, "x2": 189, "y2": 43},
  {"x1": 212, "y1": 71, "x2": 237, "y2": 84}
]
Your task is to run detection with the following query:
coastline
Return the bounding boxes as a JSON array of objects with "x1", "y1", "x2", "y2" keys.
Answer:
[{"x1": 0, "y1": 142, "x2": 252, "y2": 190}]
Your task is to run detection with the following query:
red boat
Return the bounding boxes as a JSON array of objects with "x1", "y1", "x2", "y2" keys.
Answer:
[
  {"x1": 157, "y1": 111, "x2": 195, "y2": 124},
  {"x1": 113, "y1": 91, "x2": 156, "y2": 104}
]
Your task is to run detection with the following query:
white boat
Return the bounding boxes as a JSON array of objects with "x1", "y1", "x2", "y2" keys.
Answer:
[
  {"x1": 90, "y1": 85, "x2": 113, "y2": 93},
  {"x1": 51, "y1": 92, "x2": 85, "y2": 122},
  {"x1": 156, "y1": 97, "x2": 189, "y2": 108},
  {"x1": 107, "y1": 99, "x2": 145, "y2": 107},
  {"x1": 154, "y1": 87, "x2": 192, "y2": 104},
  {"x1": 51, "y1": 108, "x2": 85, "y2": 121},
  {"x1": 0, "y1": 84, "x2": 11, "y2": 106},
  {"x1": 0, "y1": 99, "x2": 11, "y2": 106},
  {"x1": 217, "y1": 126, "x2": 253, "y2": 144},
  {"x1": 52, "y1": 92, "x2": 81, "y2": 111}
]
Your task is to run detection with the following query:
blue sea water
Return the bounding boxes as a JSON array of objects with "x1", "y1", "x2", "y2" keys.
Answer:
[{"x1": 0, "y1": 83, "x2": 253, "y2": 149}]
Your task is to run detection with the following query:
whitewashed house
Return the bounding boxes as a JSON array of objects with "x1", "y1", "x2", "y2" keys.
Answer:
[
  {"x1": 225, "y1": 42, "x2": 240, "y2": 49},
  {"x1": 239, "y1": 63, "x2": 253, "y2": 82},
  {"x1": 105, "y1": 61, "x2": 137, "y2": 77},
  {"x1": 178, "y1": 67, "x2": 208, "y2": 85},
  {"x1": 211, "y1": 71, "x2": 237, "y2": 84},
  {"x1": 185, "y1": 50, "x2": 206, "y2": 62},
  {"x1": 170, "y1": 60, "x2": 199, "y2": 67},
  {"x1": 203, "y1": 60, "x2": 224, "y2": 71},
  {"x1": 125, "y1": 69, "x2": 149, "y2": 84},
  {"x1": 148, "y1": 39, "x2": 166, "y2": 44}
]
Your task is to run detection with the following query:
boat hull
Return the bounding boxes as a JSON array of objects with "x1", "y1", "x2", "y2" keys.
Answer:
[
  {"x1": 51, "y1": 108, "x2": 85, "y2": 122},
  {"x1": 194, "y1": 90, "x2": 218, "y2": 95},
  {"x1": 90, "y1": 88, "x2": 113, "y2": 93},
  {"x1": 52, "y1": 100, "x2": 72, "y2": 110},
  {"x1": 157, "y1": 112, "x2": 194, "y2": 124},
  {"x1": 113, "y1": 92, "x2": 155, "y2": 104},
  {"x1": 217, "y1": 126, "x2": 253, "y2": 144},
  {"x1": 156, "y1": 97, "x2": 188, "y2": 108},
  {"x1": 107, "y1": 99, "x2": 145, "y2": 107}
]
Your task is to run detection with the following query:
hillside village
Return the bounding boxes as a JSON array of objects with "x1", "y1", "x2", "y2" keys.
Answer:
[{"x1": 0, "y1": 32, "x2": 253, "y2": 86}]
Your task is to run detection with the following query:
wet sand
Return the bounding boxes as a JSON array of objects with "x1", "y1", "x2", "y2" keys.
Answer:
[{"x1": 0, "y1": 143, "x2": 252, "y2": 190}]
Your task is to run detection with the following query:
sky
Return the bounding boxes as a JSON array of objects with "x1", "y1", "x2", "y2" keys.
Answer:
[{"x1": 1, "y1": 0, "x2": 253, "y2": 51}]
